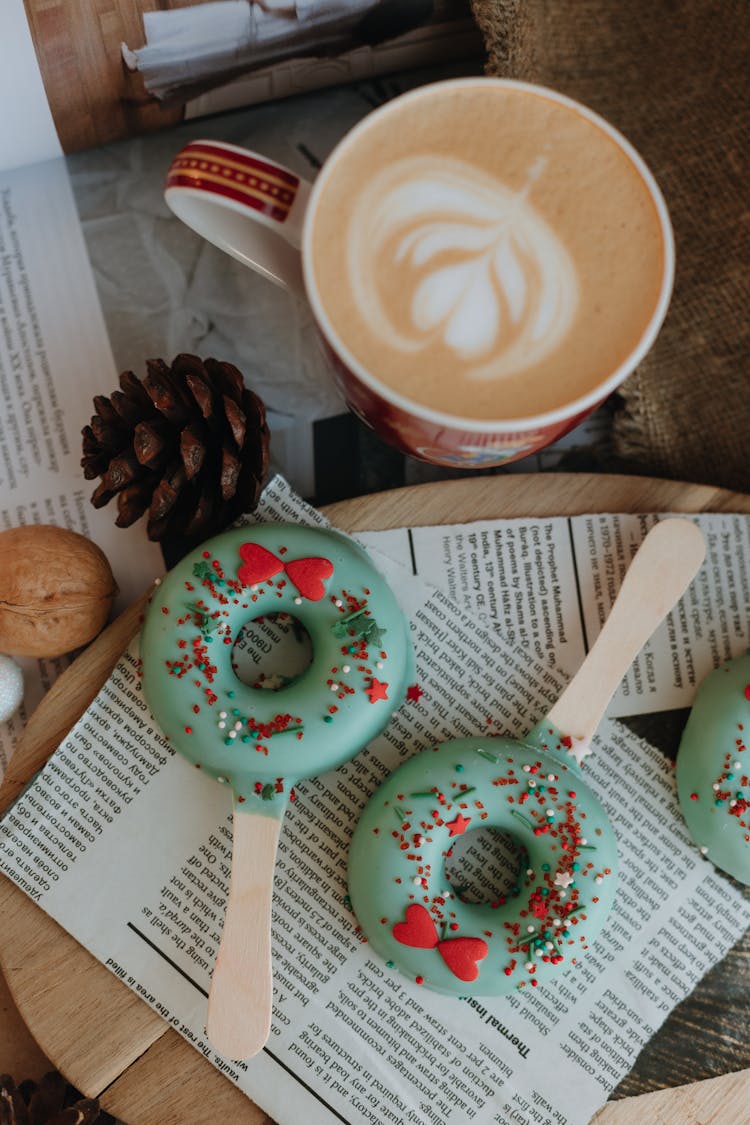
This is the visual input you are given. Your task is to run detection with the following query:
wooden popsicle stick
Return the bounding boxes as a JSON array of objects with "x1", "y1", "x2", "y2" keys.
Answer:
[
  {"x1": 205, "y1": 806, "x2": 281, "y2": 1060},
  {"x1": 546, "y1": 519, "x2": 705, "y2": 743}
]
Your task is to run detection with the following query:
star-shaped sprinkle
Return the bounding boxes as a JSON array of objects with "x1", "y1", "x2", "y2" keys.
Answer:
[
  {"x1": 364, "y1": 621, "x2": 387, "y2": 646},
  {"x1": 566, "y1": 735, "x2": 592, "y2": 766},
  {"x1": 446, "y1": 813, "x2": 471, "y2": 837},
  {"x1": 367, "y1": 678, "x2": 389, "y2": 703},
  {"x1": 406, "y1": 683, "x2": 424, "y2": 702},
  {"x1": 259, "y1": 673, "x2": 285, "y2": 691},
  {"x1": 554, "y1": 870, "x2": 575, "y2": 888}
]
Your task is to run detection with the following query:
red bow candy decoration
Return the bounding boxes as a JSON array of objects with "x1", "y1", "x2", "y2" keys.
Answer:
[
  {"x1": 392, "y1": 903, "x2": 489, "y2": 982},
  {"x1": 238, "y1": 543, "x2": 333, "y2": 602}
]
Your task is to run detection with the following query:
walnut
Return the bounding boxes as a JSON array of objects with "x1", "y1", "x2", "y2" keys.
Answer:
[{"x1": 0, "y1": 526, "x2": 118, "y2": 658}]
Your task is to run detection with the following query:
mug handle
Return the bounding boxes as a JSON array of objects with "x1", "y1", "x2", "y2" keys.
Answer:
[{"x1": 164, "y1": 140, "x2": 312, "y2": 296}]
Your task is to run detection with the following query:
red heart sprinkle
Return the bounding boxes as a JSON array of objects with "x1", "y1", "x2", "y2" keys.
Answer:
[
  {"x1": 392, "y1": 904, "x2": 439, "y2": 949},
  {"x1": 238, "y1": 543, "x2": 284, "y2": 587},
  {"x1": 285, "y1": 557, "x2": 333, "y2": 601},
  {"x1": 437, "y1": 937, "x2": 489, "y2": 981}
]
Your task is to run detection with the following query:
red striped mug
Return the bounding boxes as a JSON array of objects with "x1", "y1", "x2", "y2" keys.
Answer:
[{"x1": 165, "y1": 79, "x2": 674, "y2": 468}]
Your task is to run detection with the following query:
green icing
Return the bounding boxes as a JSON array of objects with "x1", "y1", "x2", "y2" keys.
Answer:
[
  {"x1": 140, "y1": 523, "x2": 414, "y2": 815},
  {"x1": 676, "y1": 651, "x2": 750, "y2": 885},
  {"x1": 348, "y1": 736, "x2": 618, "y2": 996}
]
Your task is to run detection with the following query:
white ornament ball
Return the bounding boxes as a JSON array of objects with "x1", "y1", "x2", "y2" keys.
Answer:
[{"x1": 0, "y1": 655, "x2": 23, "y2": 723}]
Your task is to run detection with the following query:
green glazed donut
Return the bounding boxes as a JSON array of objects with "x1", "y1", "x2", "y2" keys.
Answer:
[
  {"x1": 676, "y1": 650, "x2": 750, "y2": 884},
  {"x1": 348, "y1": 732, "x2": 618, "y2": 995},
  {"x1": 141, "y1": 523, "x2": 414, "y2": 816}
]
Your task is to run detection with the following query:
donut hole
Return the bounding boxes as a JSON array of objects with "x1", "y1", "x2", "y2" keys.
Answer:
[
  {"x1": 231, "y1": 613, "x2": 313, "y2": 690},
  {"x1": 443, "y1": 827, "x2": 527, "y2": 905}
]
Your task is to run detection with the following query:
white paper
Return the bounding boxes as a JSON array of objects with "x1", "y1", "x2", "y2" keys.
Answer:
[
  {"x1": 0, "y1": 0, "x2": 62, "y2": 171},
  {"x1": 358, "y1": 511, "x2": 750, "y2": 718},
  {"x1": 0, "y1": 160, "x2": 164, "y2": 773},
  {"x1": 1, "y1": 477, "x2": 748, "y2": 1125}
]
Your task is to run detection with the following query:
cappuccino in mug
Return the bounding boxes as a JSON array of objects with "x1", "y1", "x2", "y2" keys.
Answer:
[{"x1": 306, "y1": 80, "x2": 668, "y2": 421}]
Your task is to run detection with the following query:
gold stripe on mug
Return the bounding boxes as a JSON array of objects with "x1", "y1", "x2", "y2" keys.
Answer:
[
  {"x1": 174, "y1": 151, "x2": 297, "y2": 201},
  {"x1": 168, "y1": 167, "x2": 294, "y2": 216}
]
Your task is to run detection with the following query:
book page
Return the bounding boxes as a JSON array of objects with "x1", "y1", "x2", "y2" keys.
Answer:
[
  {"x1": 0, "y1": 159, "x2": 163, "y2": 774},
  {"x1": 1, "y1": 477, "x2": 747, "y2": 1125},
  {"x1": 359, "y1": 512, "x2": 750, "y2": 717}
]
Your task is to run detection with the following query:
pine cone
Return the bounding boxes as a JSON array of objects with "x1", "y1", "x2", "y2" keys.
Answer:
[
  {"x1": 0, "y1": 1072, "x2": 109, "y2": 1125},
  {"x1": 81, "y1": 356, "x2": 270, "y2": 543}
]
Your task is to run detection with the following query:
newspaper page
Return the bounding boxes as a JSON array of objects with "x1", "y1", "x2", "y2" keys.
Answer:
[
  {"x1": 359, "y1": 512, "x2": 750, "y2": 718},
  {"x1": 0, "y1": 159, "x2": 164, "y2": 773},
  {"x1": 1, "y1": 477, "x2": 748, "y2": 1125}
]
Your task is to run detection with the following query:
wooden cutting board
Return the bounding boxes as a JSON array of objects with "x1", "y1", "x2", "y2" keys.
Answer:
[{"x1": 1, "y1": 473, "x2": 748, "y2": 1124}]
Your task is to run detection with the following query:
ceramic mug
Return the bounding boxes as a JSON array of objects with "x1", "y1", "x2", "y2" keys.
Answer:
[{"x1": 164, "y1": 79, "x2": 674, "y2": 468}]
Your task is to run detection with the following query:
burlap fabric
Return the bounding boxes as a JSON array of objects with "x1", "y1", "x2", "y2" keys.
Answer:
[{"x1": 470, "y1": 1, "x2": 749, "y2": 492}]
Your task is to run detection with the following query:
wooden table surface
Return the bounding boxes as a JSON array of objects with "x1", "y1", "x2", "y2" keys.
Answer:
[{"x1": 1, "y1": 473, "x2": 749, "y2": 1124}]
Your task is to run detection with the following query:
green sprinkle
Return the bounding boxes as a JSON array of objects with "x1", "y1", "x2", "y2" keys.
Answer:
[
  {"x1": 475, "y1": 748, "x2": 500, "y2": 764},
  {"x1": 572, "y1": 863, "x2": 581, "y2": 872},
  {"x1": 715, "y1": 799, "x2": 723, "y2": 806},
  {"x1": 386, "y1": 960, "x2": 395, "y2": 969},
  {"x1": 409, "y1": 791, "x2": 437, "y2": 798},
  {"x1": 455, "y1": 764, "x2": 464, "y2": 773},
  {"x1": 224, "y1": 738, "x2": 232, "y2": 746},
  {"x1": 542, "y1": 864, "x2": 550, "y2": 872},
  {"x1": 228, "y1": 690, "x2": 235, "y2": 699},
  {"x1": 458, "y1": 786, "x2": 476, "y2": 798},
  {"x1": 241, "y1": 735, "x2": 250, "y2": 743},
  {"x1": 324, "y1": 715, "x2": 334, "y2": 724},
  {"x1": 510, "y1": 809, "x2": 534, "y2": 830}
]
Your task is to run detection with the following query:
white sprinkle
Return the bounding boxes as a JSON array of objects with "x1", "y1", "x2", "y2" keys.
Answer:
[
  {"x1": 234, "y1": 721, "x2": 242, "y2": 731},
  {"x1": 294, "y1": 596, "x2": 302, "y2": 605},
  {"x1": 713, "y1": 783, "x2": 721, "y2": 791},
  {"x1": 335, "y1": 599, "x2": 343, "y2": 608},
  {"x1": 342, "y1": 665, "x2": 351, "y2": 674},
  {"x1": 526, "y1": 925, "x2": 534, "y2": 933},
  {"x1": 376, "y1": 661, "x2": 384, "y2": 670},
  {"x1": 525, "y1": 962, "x2": 535, "y2": 971},
  {"x1": 553, "y1": 919, "x2": 562, "y2": 927},
  {"x1": 217, "y1": 776, "x2": 227, "y2": 784},
  {"x1": 330, "y1": 683, "x2": 339, "y2": 692},
  {"x1": 595, "y1": 876, "x2": 603, "y2": 885},
  {"x1": 218, "y1": 721, "x2": 226, "y2": 730},
  {"x1": 523, "y1": 765, "x2": 531, "y2": 773},
  {"x1": 526, "y1": 868, "x2": 534, "y2": 877},
  {"x1": 559, "y1": 890, "x2": 567, "y2": 899},
  {"x1": 154, "y1": 577, "x2": 161, "y2": 586},
  {"x1": 219, "y1": 711, "x2": 227, "y2": 719},
  {"x1": 529, "y1": 780, "x2": 537, "y2": 789},
  {"x1": 546, "y1": 809, "x2": 555, "y2": 818},
  {"x1": 413, "y1": 877, "x2": 422, "y2": 886},
  {"x1": 547, "y1": 774, "x2": 555, "y2": 781},
  {"x1": 700, "y1": 846, "x2": 709, "y2": 855},
  {"x1": 579, "y1": 838, "x2": 587, "y2": 846},
  {"x1": 731, "y1": 800, "x2": 737, "y2": 807},
  {"x1": 546, "y1": 941, "x2": 554, "y2": 951},
  {"x1": 228, "y1": 731, "x2": 237, "y2": 740},
  {"x1": 735, "y1": 761, "x2": 742, "y2": 769}
]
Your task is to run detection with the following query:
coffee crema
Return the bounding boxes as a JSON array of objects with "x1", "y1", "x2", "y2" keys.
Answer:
[{"x1": 306, "y1": 81, "x2": 669, "y2": 422}]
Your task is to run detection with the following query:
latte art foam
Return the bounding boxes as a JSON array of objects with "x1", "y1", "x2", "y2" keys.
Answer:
[
  {"x1": 307, "y1": 80, "x2": 669, "y2": 421},
  {"x1": 347, "y1": 155, "x2": 580, "y2": 381}
]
